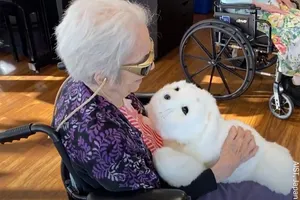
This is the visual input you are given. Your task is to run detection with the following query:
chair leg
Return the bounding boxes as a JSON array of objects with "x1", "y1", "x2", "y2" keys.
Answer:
[
  {"x1": 36, "y1": 12, "x2": 46, "y2": 39},
  {"x1": 16, "y1": 14, "x2": 28, "y2": 57},
  {"x1": 18, "y1": 7, "x2": 37, "y2": 63},
  {"x1": 25, "y1": 13, "x2": 38, "y2": 61},
  {"x1": 4, "y1": 14, "x2": 19, "y2": 62},
  {"x1": 36, "y1": 10, "x2": 52, "y2": 52}
]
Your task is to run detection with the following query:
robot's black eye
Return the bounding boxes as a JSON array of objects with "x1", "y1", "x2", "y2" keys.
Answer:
[
  {"x1": 175, "y1": 87, "x2": 180, "y2": 91},
  {"x1": 164, "y1": 94, "x2": 171, "y2": 100}
]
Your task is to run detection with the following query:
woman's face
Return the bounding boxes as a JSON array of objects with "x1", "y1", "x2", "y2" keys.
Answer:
[{"x1": 119, "y1": 23, "x2": 155, "y2": 94}]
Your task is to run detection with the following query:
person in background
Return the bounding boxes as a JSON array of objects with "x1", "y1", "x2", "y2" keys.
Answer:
[{"x1": 221, "y1": 0, "x2": 300, "y2": 106}]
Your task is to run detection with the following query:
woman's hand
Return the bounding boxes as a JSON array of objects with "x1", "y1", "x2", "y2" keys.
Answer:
[
  {"x1": 211, "y1": 126, "x2": 259, "y2": 183},
  {"x1": 276, "y1": 0, "x2": 294, "y2": 8},
  {"x1": 253, "y1": 0, "x2": 289, "y2": 14}
]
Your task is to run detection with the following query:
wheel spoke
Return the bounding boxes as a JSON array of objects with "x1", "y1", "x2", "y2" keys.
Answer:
[
  {"x1": 208, "y1": 66, "x2": 216, "y2": 92},
  {"x1": 217, "y1": 62, "x2": 244, "y2": 80},
  {"x1": 216, "y1": 66, "x2": 231, "y2": 94},
  {"x1": 216, "y1": 36, "x2": 233, "y2": 60},
  {"x1": 191, "y1": 64, "x2": 212, "y2": 78},
  {"x1": 210, "y1": 29, "x2": 217, "y2": 58},
  {"x1": 283, "y1": 101, "x2": 289, "y2": 107},
  {"x1": 281, "y1": 109, "x2": 288, "y2": 115},
  {"x1": 222, "y1": 56, "x2": 246, "y2": 62},
  {"x1": 282, "y1": 107, "x2": 290, "y2": 114},
  {"x1": 191, "y1": 35, "x2": 212, "y2": 59},
  {"x1": 185, "y1": 54, "x2": 210, "y2": 61}
]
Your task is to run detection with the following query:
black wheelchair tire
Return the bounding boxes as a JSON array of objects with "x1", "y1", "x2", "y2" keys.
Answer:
[
  {"x1": 179, "y1": 19, "x2": 256, "y2": 101},
  {"x1": 269, "y1": 93, "x2": 294, "y2": 120}
]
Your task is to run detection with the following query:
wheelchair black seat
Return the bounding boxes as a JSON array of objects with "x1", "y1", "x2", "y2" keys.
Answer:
[
  {"x1": 214, "y1": 4, "x2": 274, "y2": 51},
  {"x1": 214, "y1": 11, "x2": 256, "y2": 37}
]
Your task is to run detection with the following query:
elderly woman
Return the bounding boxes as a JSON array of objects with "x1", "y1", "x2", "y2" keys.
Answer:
[
  {"x1": 52, "y1": 0, "x2": 291, "y2": 199},
  {"x1": 221, "y1": 0, "x2": 300, "y2": 106}
]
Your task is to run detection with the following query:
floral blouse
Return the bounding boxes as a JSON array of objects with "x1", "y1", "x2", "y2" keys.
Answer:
[{"x1": 52, "y1": 78, "x2": 161, "y2": 192}]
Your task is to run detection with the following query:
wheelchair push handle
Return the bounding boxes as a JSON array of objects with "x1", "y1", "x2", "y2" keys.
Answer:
[
  {"x1": 0, "y1": 124, "x2": 59, "y2": 144},
  {"x1": 0, "y1": 124, "x2": 35, "y2": 144},
  {"x1": 216, "y1": 3, "x2": 260, "y2": 10},
  {"x1": 218, "y1": 0, "x2": 299, "y2": 10}
]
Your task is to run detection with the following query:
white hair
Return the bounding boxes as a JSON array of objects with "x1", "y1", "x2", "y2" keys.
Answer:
[{"x1": 55, "y1": 0, "x2": 152, "y2": 85}]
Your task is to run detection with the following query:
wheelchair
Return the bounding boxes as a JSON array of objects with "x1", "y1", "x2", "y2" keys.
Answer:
[
  {"x1": 0, "y1": 125, "x2": 190, "y2": 200},
  {"x1": 0, "y1": 64, "x2": 190, "y2": 200},
  {"x1": 179, "y1": 0, "x2": 299, "y2": 119}
]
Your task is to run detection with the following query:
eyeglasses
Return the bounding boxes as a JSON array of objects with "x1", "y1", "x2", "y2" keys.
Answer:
[{"x1": 121, "y1": 38, "x2": 154, "y2": 76}]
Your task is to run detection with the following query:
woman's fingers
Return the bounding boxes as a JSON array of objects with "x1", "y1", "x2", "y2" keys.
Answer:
[
  {"x1": 262, "y1": 3, "x2": 289, "y2": 14},
  {"x1": 248, "y1": 146, "x2": 259, "y2": 159},
  {"x1": 242, "y1": 132, "x2": 255, "y2": 154},
  {"x1": 235, "y1": 127, "x2": 246, "y2": 152},
  {"x1": 238, "y1": 130, "x2": 259, "y2": 162},
  {"x1": 270, "y1": 6, "x2": 289, "y2": 14},
  {"x1": 235, "y1": 127, "x2": 246, "y2": 141},
  {"x1": 247, "y1": 134, "x2": 256, "y2": 148},
  {"x1": 277, "y1": 0, "x2": 293, "y2": 8},
  {"x1": 283, "y1": 0, "x2": 294, "y2": 8},
  {"x1": 227, "y1": 126, "x2": 238, "y2": 141},
  {"x1": 237, "y1": 130, "x2": 250, "y2": 153},
  {"x1": 226, "y1": 126, "x2": 258, "y2": 156},
  {"x1": 276, "y1": 0, "x2": 284, "y2": 4}
]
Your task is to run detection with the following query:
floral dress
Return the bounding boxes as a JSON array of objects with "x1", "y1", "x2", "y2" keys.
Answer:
[
  {"x1": 221, "y1": 0, "x2": 300, "y2": 76},
  {"x1": 260, "y1": 4, "x2": 300, "y2": 76}
]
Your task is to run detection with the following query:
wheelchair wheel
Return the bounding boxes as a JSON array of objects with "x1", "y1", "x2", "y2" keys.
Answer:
[
  {"x1": 180, "y1": 19, "x2": 256, "y2": 100},
  {"x1": 269, "y1": 93, "x2": 294, "y2": 120}
]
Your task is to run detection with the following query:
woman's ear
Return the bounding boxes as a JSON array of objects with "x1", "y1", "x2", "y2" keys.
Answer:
[{"x1": 94, "y1": 72, "x2": 106, "y2": 86}]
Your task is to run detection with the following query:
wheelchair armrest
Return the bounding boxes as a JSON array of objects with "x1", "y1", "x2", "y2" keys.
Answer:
[
  {"x1": 217, "y1": 3, "x2": 259, "y2": 10},
  {"x1": 87, "y1": 189, "x2": 190, "y2": 200},
  {"x1": 135, "y1": 92, "x2": 154, "y2": 99},
  {"x1": 135, "y1": 92, "x2": 154, "y2": 105},
  {"x1": 57, "y1": 62, "x2": 66, "y2": 71}
]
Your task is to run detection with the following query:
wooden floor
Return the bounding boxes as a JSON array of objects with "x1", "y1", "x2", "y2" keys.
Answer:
[{"x1": 0, "y1": 16, "x2": 300, "y2": 199}]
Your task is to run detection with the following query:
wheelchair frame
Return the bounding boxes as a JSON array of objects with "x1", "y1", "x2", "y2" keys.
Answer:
[{"x1": 179, "y1": 0, "x2": 299, "y2": 119}]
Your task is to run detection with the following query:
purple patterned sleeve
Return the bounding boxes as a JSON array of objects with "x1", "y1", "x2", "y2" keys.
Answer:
[{"x1": 81, "y1": 119, "x2": 160, "y2": 191}]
